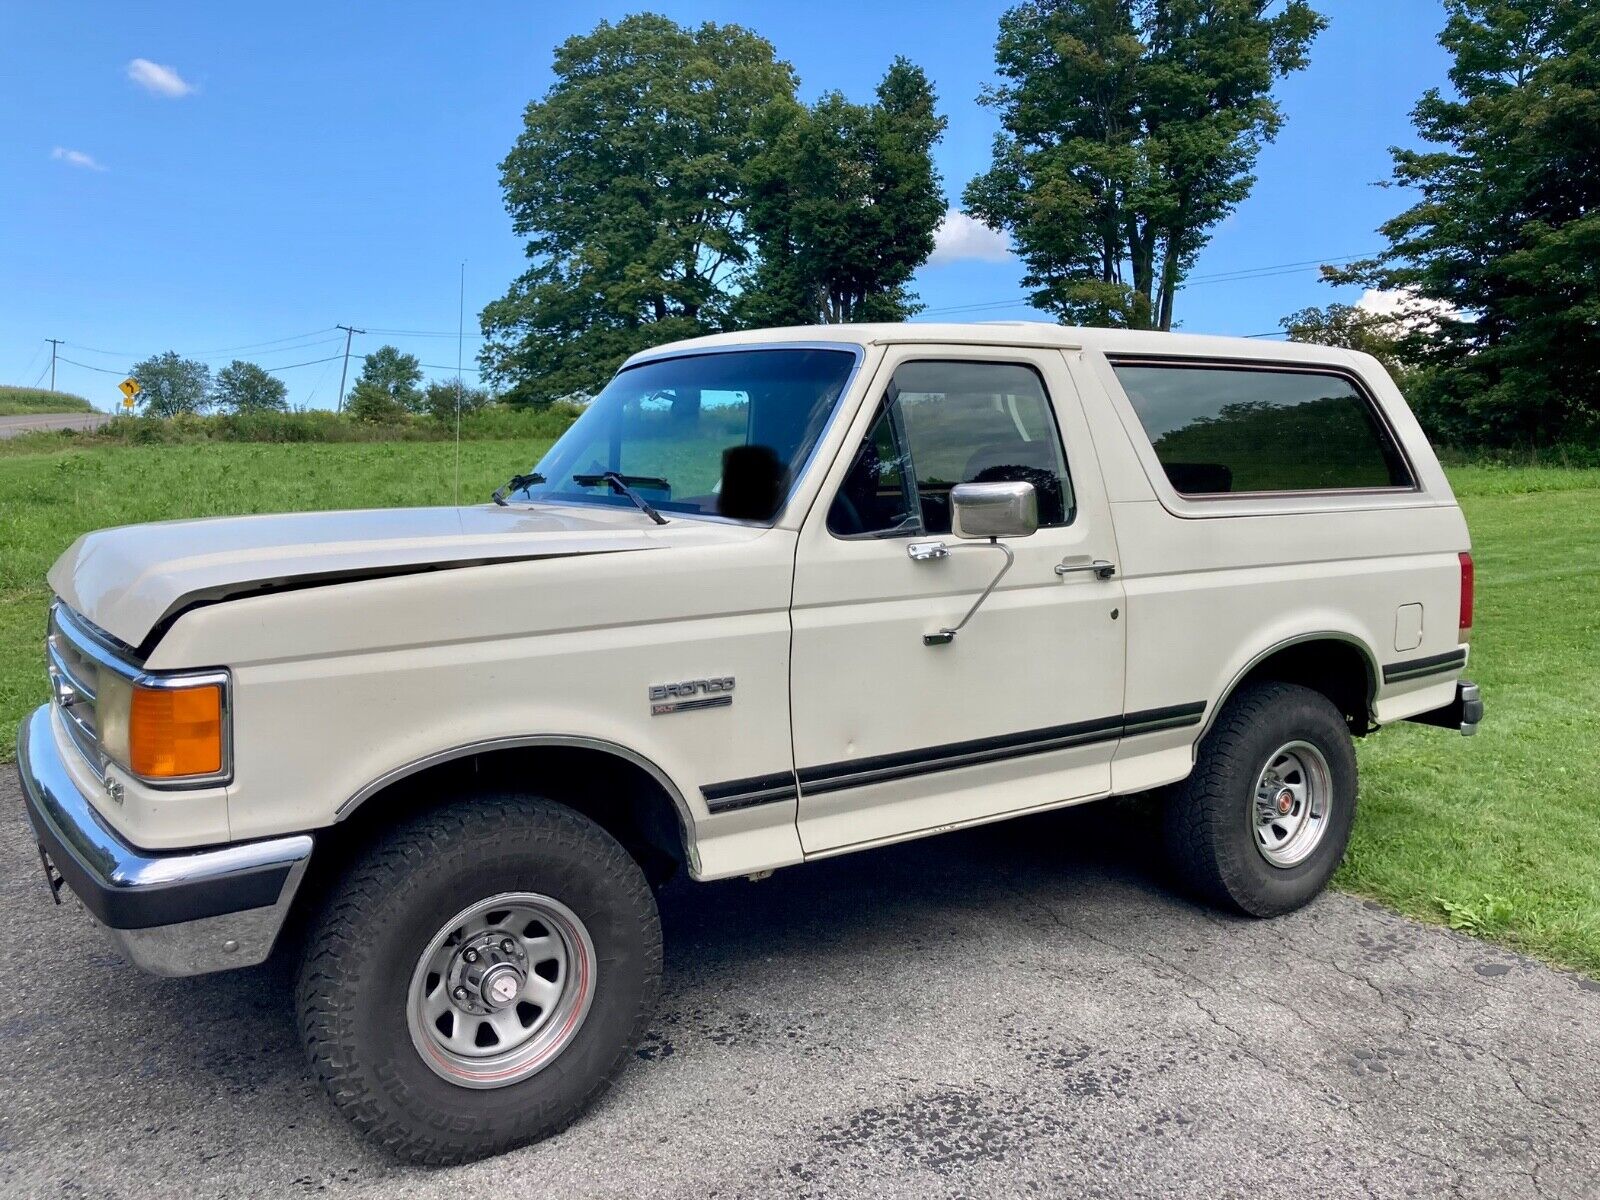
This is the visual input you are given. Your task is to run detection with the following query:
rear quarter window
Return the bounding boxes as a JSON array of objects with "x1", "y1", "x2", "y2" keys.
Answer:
[{"x1": 1110, "y1": 361, "x2": 1413, "y2": 495}]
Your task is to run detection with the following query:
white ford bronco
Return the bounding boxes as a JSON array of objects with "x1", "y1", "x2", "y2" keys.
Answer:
[{"x1": 19, "y1": 323, "x2": 1481, "y2": 1162}]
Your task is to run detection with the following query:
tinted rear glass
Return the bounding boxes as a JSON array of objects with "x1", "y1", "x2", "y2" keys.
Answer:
[{"x1": 1111, "y1": 362, "x2": 1413, "y2": 494}]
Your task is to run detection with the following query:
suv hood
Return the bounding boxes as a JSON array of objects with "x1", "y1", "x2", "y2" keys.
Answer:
[{"x1": 49, "y1": 504, "x2": 668, "y2": 651}]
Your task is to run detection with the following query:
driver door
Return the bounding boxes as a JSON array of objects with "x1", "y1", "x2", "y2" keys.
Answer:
[{"x1": 789, "y1": 346, "x2": 1127, "y2": 854}]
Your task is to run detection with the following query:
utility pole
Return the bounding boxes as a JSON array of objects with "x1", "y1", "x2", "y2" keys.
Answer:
[
  {"x1": 46, "y1": 339, "x2": 63, "y2": 392},
  {"x1": 334, "y1": 324, "x2": 364, "y2": 413}
]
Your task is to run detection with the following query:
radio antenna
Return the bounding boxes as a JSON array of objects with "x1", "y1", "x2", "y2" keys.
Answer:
[{"x1": 454, "y1": 261, "x2": 465, "y2": 506}]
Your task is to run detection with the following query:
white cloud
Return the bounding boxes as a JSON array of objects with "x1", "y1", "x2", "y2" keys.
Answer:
[
  {"x1": 1357, "y1": 287, "x2": 1462, "y2": 332},
  {"x1": 929, "y1": 209, "x2": 1012, "y2": 265},
  {"x1": 51, "y1": 146, "x2": 107, "y2": 171},
  {"x1": 127, "y1": 58, "x2": 195, "y2": 97}
]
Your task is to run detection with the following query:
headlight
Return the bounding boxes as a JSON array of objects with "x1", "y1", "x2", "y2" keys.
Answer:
[{"x1": 97, "y1": 672, "x2": 226, "y2": 779}]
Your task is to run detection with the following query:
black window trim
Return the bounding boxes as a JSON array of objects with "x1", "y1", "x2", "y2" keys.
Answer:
[
  {"x1": 1104, "y1": 354, "x2": 1420, "y2": 501},
  {"x1": 825, "y1": 355, "x2": 1080, "y2": 542}
]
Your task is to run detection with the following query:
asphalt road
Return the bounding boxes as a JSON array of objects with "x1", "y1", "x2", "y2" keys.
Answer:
[
  {"x1": 3, "y1": 777, "x2": 1598, "y2": 1200},
  {"x1": 0, "y1": 411, "x2": 112, "y2": 439}
]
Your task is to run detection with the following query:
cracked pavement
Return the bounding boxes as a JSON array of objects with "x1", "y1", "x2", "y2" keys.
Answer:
[{"x1": 3, "y1": 779, "x2": 1598, "y2": 1199}]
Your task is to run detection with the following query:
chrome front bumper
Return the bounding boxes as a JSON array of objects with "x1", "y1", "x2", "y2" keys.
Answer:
[{"x1": 15, "y1": 704, "x2": 313, "y2": 977}]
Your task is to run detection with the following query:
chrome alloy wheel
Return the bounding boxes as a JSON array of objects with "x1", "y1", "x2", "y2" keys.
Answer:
[
  {"x1": 406, "y1": 892, "x2": 596, "y2": 1089},
  {"x1": 1251, "y1": 740, "x2": 1334, "y2": 868}
]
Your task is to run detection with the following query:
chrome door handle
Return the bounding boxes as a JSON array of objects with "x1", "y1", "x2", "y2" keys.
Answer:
[
  {"x1": 908, "y1": 540, "x2": 950, "y2": 562},
  {"x1": 1055, "y1": 558, "x2": 1117, "y2": 580}
]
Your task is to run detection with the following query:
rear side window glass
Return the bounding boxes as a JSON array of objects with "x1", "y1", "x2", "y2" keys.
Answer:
[{"x1": 1110, "y1": 362, "x2": 1413, "y2": 495}]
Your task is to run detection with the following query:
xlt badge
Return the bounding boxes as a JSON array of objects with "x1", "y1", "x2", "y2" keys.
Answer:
[{"x1": 649, "y1": 677, "x2": 734, "y2": 716}]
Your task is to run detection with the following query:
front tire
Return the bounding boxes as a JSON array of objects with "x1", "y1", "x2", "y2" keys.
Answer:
[
  {"x1": 296, "y1": 794, "x2": 661, "y2": 1165},
  {"x1": 1163, "y1": 682, "x2": 1357, "y2": 917}
]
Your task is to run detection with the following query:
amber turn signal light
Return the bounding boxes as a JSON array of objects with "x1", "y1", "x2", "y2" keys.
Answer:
[{"x1": 128, "y1": 683, "x2": 224, "y2": 778}]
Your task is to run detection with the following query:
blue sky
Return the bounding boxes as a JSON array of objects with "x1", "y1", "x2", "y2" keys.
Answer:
[{"x1": 1, "y1": 1, "x2": 1452, "y2": 409}]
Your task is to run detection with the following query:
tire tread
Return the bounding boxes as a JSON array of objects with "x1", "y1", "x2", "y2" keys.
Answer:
[
  {"x1": 296, "y1": 795, "x2": 661, "y2": 1165},
  {"x1": 1163, "y1": 681, "x2": 1356, "y2": 918}
]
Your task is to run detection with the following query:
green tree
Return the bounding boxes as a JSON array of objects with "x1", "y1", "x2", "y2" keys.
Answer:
[
  {"x1": 1326, "y1": 0, "x2": 1600, "y2": 449},
  {"x1": 130, "y1": 351, "x2": 211, "y2": 417},
  {"x1": 480, "y1": 14, "x2": 798, "y2": 406},
  {"x1": 421, "y1": 379, "x2": 492, "y2": 424},
  {"x1": 212, "y1": 359, "x2": 289, "y2": 413},
  {"x1": 346, "y1": 380, "x2": 407, "y2": 424},
  {"x1": 352, "y1": 345, "x2": 424, "y2": 412},
  {"x1": 965, "y1": 0, "x2": 1324, "y2": 330},
  {"x1": 741, "y1": 58, "x2": 948, "y2": 325},
  {"x1": 1280, "y1": 303, "x2": 1411, "y2": 381}
]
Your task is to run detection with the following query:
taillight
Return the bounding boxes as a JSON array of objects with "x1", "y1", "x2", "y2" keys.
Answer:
[{"x1": 1459, "y1": 551, "x2": 1474, "y2": 635}]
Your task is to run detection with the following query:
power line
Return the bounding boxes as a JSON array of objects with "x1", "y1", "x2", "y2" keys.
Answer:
[
  {"x1": 59, "y1": 342, "x2": 141, "y2": 358},
  {"x1": 205, "y1": 335, "x2": 345, "y2": 362},
  {"x1": 920, "y1": 251, "x2": 1380, "y2": 317},
  {"x1": 64, "y1": 333, "x2": 346, "y2": 364},
  {"x1": 1184, "y1": 252, "x2": 1373, "y2": 284},
  {"x1": 56, "y1": 356, "x2": 123, "y2": 375},
  {"x1": 348, "y1": 352, "x2": 481, "y2": 374},
  {"x1": 58, "y1": 352, "x2": 343, "y2": 377},
  {"x1": 19, "y1": 340, "x2": 49, "y2": 382},
  {"x1": 261, "y1": 354, "x2": 345, "y2": 373},
  {"x1": 364, "y1": 326, "x2": 486, "y2": 340},
  {"x1": 303, "y1": 354, "x2": 341, "y2": 407},
  {"x1": 189, "y1": 327, "x2": 336, "y2": 355}
]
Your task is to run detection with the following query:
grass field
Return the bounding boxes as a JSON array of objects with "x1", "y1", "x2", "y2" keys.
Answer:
[
  {"x1": 1, "y1": 443, "x2": 1597, "y2": 974},
  {"x1": 0, "y1": 386, "x2": 93, "y2": 417}
]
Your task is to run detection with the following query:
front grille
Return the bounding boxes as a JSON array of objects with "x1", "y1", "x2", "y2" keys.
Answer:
[{"x1": 46, "y1": 605, "x2": 135, "y2": 779}]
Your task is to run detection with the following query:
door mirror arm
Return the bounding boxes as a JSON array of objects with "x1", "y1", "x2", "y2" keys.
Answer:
[
  {"x1": 914, "y1": 537, "x2": 1016, "y2": 646},
  {"x1": 912, "y1": 480, "x2": 1037, "y2": 646}
]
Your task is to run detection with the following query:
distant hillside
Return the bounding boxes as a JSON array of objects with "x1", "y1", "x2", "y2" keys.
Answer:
[{"x1": 0, "y1": 386, "x2": 95, "y2": 417}]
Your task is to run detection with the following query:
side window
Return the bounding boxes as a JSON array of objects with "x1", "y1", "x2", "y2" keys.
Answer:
[
  {"x1": 1111, "y1": 362, "x2": 1414, "y2": 495},
  {"x1": 828, "y1": 360, "x2": 1075, "y2": 537}
]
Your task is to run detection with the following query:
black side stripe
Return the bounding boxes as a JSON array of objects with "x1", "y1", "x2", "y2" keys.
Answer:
[
  {"x1": 700, "y1": 702, "x2": 1207, "y2": 811},
  {"x1": 702, "y1": 771, "x2": 799, "y2": 814},
  {"x1": 1382, "y1": 648, "x2": 1467, "y2": 684}
]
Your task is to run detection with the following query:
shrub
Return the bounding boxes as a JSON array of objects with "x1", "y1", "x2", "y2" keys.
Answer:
[
  {"x1": 346, "y1": 380, "x2": 409, "y2": 425},
  {"x1": 422, "y1": 380, "x2": 493, "y2": 424}
]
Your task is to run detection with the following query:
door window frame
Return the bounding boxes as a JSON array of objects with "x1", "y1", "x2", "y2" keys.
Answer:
[{"x1": 824, "y1": 355, "x2": 1079, "y2": 542}]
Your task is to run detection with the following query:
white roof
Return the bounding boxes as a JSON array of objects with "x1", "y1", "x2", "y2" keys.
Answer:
[{"x1": 626, "y1": 321, "x2": 1363, "y2": 369}]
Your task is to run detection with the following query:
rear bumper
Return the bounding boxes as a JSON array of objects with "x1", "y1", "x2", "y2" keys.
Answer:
[
  {"x1": 1405, "y1": 679, "x2": 1484, "y2": 737},
  {"x1": 15, "y1": 704, "x2": 312, "y2": 976}
]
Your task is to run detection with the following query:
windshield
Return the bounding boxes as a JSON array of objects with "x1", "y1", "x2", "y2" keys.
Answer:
[{"x1": 507, "y1": 347, "x2": 859, "y2": 522}]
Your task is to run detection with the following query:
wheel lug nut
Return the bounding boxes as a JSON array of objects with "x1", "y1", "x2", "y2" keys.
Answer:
[
  {"x1": 463, "y1": 948, "x2": 479, "y2": 963},
  {"x1": 453, "y1": 986, "x2": 469, "y2": 1001},
  {"x1": 500, "y1": 938, "x2": 515, "y2": 954}
]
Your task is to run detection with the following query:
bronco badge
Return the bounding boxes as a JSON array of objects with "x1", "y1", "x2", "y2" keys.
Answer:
[{"x1": 649, "y1": 677, "x2": 734, "y2": 716}]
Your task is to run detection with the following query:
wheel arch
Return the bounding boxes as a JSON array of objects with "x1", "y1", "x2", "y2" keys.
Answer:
[
  {"x1": 1201, "y1": 632, "x2": 1380, "y2": 744},
  {"x1": 331, "y1": 735, "x2": 700, "y2": 881}
]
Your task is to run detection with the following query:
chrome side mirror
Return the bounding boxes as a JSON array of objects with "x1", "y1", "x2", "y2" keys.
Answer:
[
  {"x1": 918, "y1": 482, "x2": 1039, "y2": 647},
  {"x1": 950, "y1": 481, "x2": 1039, "y2": 540}
]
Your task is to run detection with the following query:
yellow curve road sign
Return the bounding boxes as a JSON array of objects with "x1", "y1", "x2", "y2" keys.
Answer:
[{"x1": 119, "y1": 377, "x2": 141, "y2": 407}]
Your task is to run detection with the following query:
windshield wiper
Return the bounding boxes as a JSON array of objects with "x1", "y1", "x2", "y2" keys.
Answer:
[
  {"x1": 491, "y1": 472, "x2": 545, "y2": 506},
  {"x1": 572, "y1": 471, "x2": 669, "y2": 525}
]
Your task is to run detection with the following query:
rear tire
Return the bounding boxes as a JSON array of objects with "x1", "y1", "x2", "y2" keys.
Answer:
[
  {"x1": 296, "y1": 794, "x2": 661, "y2": 1165},
  {"x1": 1163, "y1": 682, "x2": 1357, "y2": 917}
]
